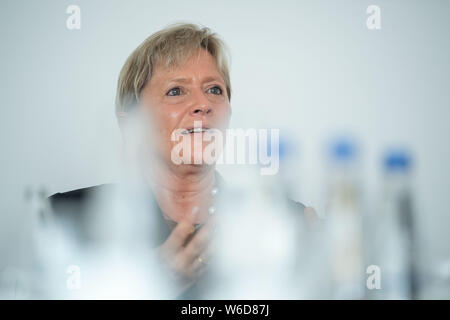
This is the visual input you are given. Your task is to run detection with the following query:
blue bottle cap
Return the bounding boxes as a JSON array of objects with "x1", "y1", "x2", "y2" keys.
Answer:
[
  {"x1": 384, "y1": 150, "x2": 411, "y2": 172},
  {"x1": 330, "y1": 138, "x2": 357, "y2": 163}
]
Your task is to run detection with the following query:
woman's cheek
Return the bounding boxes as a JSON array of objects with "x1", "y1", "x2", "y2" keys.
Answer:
[{"x1": 218, "y1": 105, "x2": 231, "y2": 128}]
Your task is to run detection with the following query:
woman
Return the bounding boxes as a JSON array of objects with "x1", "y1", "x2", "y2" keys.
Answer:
[{"x1": 50, "y1": 23, "x2": 316, "y2": 298}]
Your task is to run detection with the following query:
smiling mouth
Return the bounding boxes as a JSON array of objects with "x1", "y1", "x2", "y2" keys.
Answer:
[{"x1": 181, "y1": 127, "x2": 210, "y2": 135}]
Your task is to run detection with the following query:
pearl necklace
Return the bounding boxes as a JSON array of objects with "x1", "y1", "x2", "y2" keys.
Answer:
[
  {"x1": 193, "y1": 185, "x2": 218, "y2": 231},
  {"x1": 162, "y1": 185, "x2": 218, "y2": 231}
]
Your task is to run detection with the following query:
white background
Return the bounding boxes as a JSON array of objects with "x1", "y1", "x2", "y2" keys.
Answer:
[{"x1": 1, "y1": 1, "x2": 449, "y2": 267}]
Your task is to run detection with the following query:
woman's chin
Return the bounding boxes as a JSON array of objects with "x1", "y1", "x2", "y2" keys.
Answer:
[{"x1": 191, "y1": 153, "x2": 216, "y2": 166}]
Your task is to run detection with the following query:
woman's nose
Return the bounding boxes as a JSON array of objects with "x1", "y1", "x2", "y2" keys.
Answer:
[{"x1": 189, "y1": 91, "x2": 212, "y2": 116}]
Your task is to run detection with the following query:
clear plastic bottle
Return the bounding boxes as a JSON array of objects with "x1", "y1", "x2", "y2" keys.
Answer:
[
  {"x1": 324, "y1": 138, "x2": 364, "y2": 299},
  {"x1": 205, "y1": 132, "x2": 301, "y2": 299},
  {"x1": 374, "y1": 150, "x2": 416, "y2": 299}
]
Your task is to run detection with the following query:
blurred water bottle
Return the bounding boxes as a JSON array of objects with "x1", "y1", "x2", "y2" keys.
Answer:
[
  {"x1": 277, "y1": 131, "x2": 302, "y2": 201},
  {"x1": 324, "y1": 138, "x2": 364, "y2": 298},
  {"x1": 263, "y1": 133, "x2": 324, "y2": 298},
  {"x1": 259, "y1": 130, "x2": 302, "y2": 203},
  {"x1": 374, "y1": 150, "x2": 417, "y2": 299},
  {"x1": 206, "y1": 162, "x2": 300, "y2": 299}
]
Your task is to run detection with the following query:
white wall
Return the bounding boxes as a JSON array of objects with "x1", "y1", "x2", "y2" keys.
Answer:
[{"x1": 1, "y1": 0, "x2": 449, "y2": 263}]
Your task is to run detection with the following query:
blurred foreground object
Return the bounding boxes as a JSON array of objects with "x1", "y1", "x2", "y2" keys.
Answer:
[
  {"x1": 372, "y1": 150, "x2": 418, "y2": 299},
  {"x1": 324, "y1": 138, "x2": 364, "y2": 298}
]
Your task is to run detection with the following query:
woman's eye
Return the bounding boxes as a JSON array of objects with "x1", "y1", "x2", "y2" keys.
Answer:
[
  {"x1": 207, "y1": 86, "x2": 223, "y2": 95},
  {"x1": 166, "y1": 87, "x2": 182, "y2": 96}
]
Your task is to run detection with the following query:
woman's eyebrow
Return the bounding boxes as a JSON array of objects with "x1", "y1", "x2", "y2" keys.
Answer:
[
  {"x1": 166, "y1": 76, "x2": 224, "y2": 85},
  {"x1": 202, "y1": 76, "x2": 224, "y2": 84},
  {"x1": 167, "y1": 77, "x2": 190, "y2": 84}
]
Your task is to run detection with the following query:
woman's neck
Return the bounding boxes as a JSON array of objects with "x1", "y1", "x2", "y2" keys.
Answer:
[{"x1": 146, "y1": 162, "x2": 216, "y2": 223}]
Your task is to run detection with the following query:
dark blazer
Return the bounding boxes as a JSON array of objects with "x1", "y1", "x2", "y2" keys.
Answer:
[
  {"x1": 49, "y1": 173, "x2": 307, "y2": 245},
  {"x1": 48, "y1": 173, "x2": 307, "y2": 299}
]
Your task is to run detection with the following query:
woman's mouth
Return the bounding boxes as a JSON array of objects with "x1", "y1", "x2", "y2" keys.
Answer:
[{"x1": 181, "y1": 127, "x2": 210, "y2": 135}]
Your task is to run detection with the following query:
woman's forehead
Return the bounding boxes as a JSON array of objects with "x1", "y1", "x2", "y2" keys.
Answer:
[{"x1": 152, "y1": 51, "x2": 224, "y2": 85}]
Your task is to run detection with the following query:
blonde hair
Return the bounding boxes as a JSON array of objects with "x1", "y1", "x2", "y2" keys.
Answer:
[{"x1": 115, "y1": 23, "x2": 231, "y2": 114}]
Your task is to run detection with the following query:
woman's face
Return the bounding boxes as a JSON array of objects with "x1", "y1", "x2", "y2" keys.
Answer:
[{"x1": 139, "y1": 49, "x2": 231, "y2": 167}]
